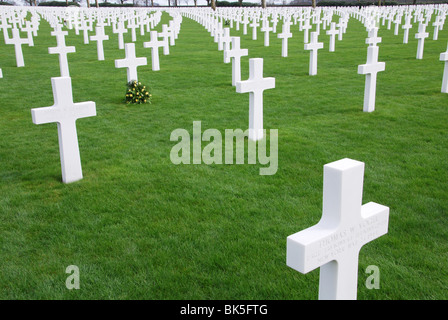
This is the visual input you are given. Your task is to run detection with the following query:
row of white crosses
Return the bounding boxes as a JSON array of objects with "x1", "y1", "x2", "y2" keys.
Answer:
[
  {"x1": 0, "y1": 8, "x2": 163, "y2": 70},
  {"x1": 23, "y1": 9, "x2": 181, "y2": 185},
  {"x1": 189, "y1": 10, "x2": 275, "y2": 142},
  {"x1": 5, "y1": 6, "x2": 447, "y2": 300}
]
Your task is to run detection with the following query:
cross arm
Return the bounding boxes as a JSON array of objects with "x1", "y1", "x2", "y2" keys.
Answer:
[
  {"x1": 358, "y1": 62, "x2": 385, "y2": 75},
  {"x1": 31, "y1": 101, "x2": 96, "y2": 125},
  {"x1": 287, "y1": 224, "x2": 334, "y2": 274},
  {"x1": 236, "y1": 77, "x2": 275, "y2": 94}
]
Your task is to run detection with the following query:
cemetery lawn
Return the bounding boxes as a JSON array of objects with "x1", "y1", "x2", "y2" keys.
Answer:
[{"x1": 0, "y1": 12, "x2": 447, "y2": 300}]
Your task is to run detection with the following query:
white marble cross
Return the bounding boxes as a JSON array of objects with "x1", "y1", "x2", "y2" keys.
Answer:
[
  {"x1": 326, "y1": 22, "x2": 338, "y2": 52},
  {"x1": 78, "y1": 19, "x2": 92, "y2": 44},
  {"x1": 90, "y1": 25, "x2": 109, "y2": 61},
  {"x1": 113, "y1": 20, "x2": 128, "y2": 50},
  {"x1": 337, "y1": 19, "x2": 345, "y2": 41},
  {"x1": 236, "y1": 58, "x2": 275, "y2": 141},
  {"x1": 432, "y1": 17, "x2": 443, "y2": 41},
  {"x1": 287, "y1": 158, "x2": 389, "y2": 300},
  {"x1": 302, "y1": 18, "x2": 312, "y2": 43},
  {"x1": 22, "y1": 21, "x2": 34, "y2": 47},
  {"x1": 415, "y1": 22, "x2": 429, "y2": 60},
  {"x1": 241, "y1": 14, "x2": 249, "y2": 35},
  {"x1": 358, "y1": 45, "x2": 385, "y2": 113},
  {"x1": 115, "y1": 42, "x2": 147, "y2": 82},
  {"x1": 393, "y1": 14, "x2": 402, "y2": 36},
  {"x1": 159, "y1": 24, "x2": 171, "y2": 55},
  {"x1": 224, "y1": 36, "x2": 248, "y2": 86},
  {"x1": 143, "y1": 30, "x2": 164, "y2": 71},
  {"x1": 0, "y1": 17, "x2": 11, "y2": 43},
  {"x1": 168, "y1": 20, "x2": 176, "y2": 46},
  {"x1": 401, "y1": 15, "x2": 412, "y2": 44},
  {"x1": 366, "y1": 27, "x2": 382, "y2": 47},
  {"x1": 250, "y1": 18, "x2": 259, "y2": 41},
  {"x1": 31, "y1": 77, "x2": 96, "y2": 184},
  {"x1": 440, "y1": 43, "x2": 448, "y2": 93},
  {"x1": 278, "y1": 22, "x2": 292, "y2": 58},
  {"x1": 5, "y1": 28, "x2": 28, "y2": 67},
  {"x1": 304, "y1": 32, "x2": 324, "y2": 76},
  {"x1": 127, "y1": 18, "x2": 138, "y2": 42},
  {"x1": 261, "y1": 19, "x2": 273, "y2": 47},
  {"x1": 48, "y1": 24, "x2": 76, "y2": 77},
  {"x1": 219, "y1": 27, "x2": 231, "y2": 52}
]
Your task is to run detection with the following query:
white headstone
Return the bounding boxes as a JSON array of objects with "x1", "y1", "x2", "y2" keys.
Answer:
[
  {"x1": 261, "y1": 19, "x2": 273, "y2": 47},
  {"x1": 143, "y1": 30, "x2": 164, "y2": 71},
  {"x1": 48, "y1": 25, "x2": 76, "y2": 77},
  {"x1": 115, "y1": 42, "x2": 147, "y2": 82},
  {"x1": 326, "y1": 22, "x2": 338, "y2": 52},
  {"x1": 365, "y1": 27, "x2": 382, "y2": 47},
  {"x1": 393, "y1": 14, "x2": 402, "y2": 36},
  {"x1": 224, "y1": 36, "x2": 248, "y2": 86},
  {"x1": 113, "y1": 21, "x2": 128, "y2": 50},
  {"x1": 236, "y1": 58, "x2": 275, "y2": 141},
  {"x1": 304, "y1": 32, "x2": 324, "y2": 76},
  {"x1": 219, "y1": 27, "x2": 232, "y2": 52},
  {"x1": 159, "y1": 24, "x2": 171, "y2": 55},
  {"x1": 168, "y1": 20, "x2": 176, "y2": 46},
  {"x1": 402, "y1": 16, "x2": 412, "y2": 44},
  {"x1": 358, "y1": 45, "x2": 385, "y2": 113},
  {"x1": 90, "y1": 25, "x2": 109, "y2": 61},
  {"x1": 278, "y1": 22, "x2": 292, "y2": 58},
  {"x1": 242, "y1": 14, "x2": 249, "y2": 35},
  {"x1": 22, "y1": 20, "x2": 34, "y2": 47},
  {"x1": 79, "y1": 19, "x2": 92, "y2": 44},
  {"x1": 302, "y1": 18, "x2": 312, "y2": 43},
  {"x1": 31, "y1": 77, "x2": 96, "y2": 184},
  {"x1": 127, "y1": 18, "x2": 138, "y2": 42},
  {"x1": 0, "y1": 17, "x2": 11, "y2": 43},
  {"x1": 415, "y1": 22, "x2": 429, "y2": 60},
  {"x1": 250, "y1": 18, "x2": 259, "y2": 41},
  {"x1": 440, "y1": 43, "x2": 448, "y2": 93},
  {"x1": 287, "y1": 158, "x2": 390, "y2": 300},
  {"x1": 5, "y1": 28, "x2": 28, "y2": 67},
  {"x1": 432, "y1": 17, "x2": 443, "y2": 41}
]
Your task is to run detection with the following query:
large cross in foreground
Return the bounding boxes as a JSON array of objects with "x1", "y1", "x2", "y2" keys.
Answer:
[
  {"x1": 287, "y1": 158, "x2": 389, "y2": 300},
  {"x1": 31, "y1": 77, "x2": 96, "y2": 184}
]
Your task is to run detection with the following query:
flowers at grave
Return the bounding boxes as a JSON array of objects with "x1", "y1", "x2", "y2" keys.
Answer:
[{"x1": 125, "y1": 80, "x2": 152, "y2": 105}]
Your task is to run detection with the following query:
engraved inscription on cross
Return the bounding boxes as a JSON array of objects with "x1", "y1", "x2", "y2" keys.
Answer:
[{"x1": 287, "y1": 158, "x2": 389, "y2": 300}]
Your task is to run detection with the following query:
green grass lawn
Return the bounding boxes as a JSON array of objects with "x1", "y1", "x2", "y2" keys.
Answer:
[{"x1": 0, "y1": 9, "x2": 447, "y2": 300}]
